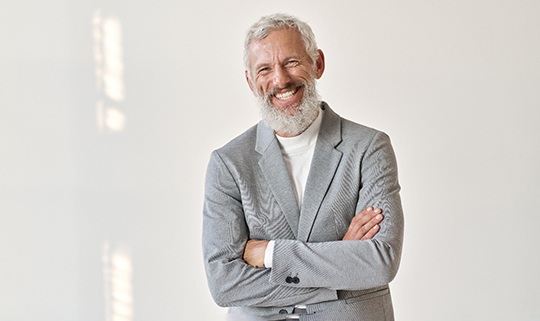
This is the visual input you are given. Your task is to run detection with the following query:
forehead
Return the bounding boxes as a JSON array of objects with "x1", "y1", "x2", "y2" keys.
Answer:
[{"x1": 247, "y1": 29, "x2": 308, "y2": 67}]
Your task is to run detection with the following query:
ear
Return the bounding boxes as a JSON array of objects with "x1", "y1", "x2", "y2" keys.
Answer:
[
  {"x1": 245, "y1": 70, "x2": 255, "y2": 93},
  {"x1": 314, "y1": 49, "x2": 325, "y2": 79}
]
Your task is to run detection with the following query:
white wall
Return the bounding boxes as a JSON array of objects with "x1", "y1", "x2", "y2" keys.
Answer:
[{"x1": 1, "y1": 1, "x2": 539, "y2": 320}]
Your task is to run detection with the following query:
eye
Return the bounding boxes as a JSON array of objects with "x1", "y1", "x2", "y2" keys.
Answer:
[
  {"x1": 285, "y1": 60, "x2": 299, "y2": 67},
  {"x1": 257, "y1": 67, "x2": 270, "y2": 75}
]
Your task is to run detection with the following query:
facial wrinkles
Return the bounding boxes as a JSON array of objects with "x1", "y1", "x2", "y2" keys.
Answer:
[
  {"x1": 253, "y1": 62, "x2": 310, "y2": 114},
  {"x1": 249, "y1": 33, "x2": 311, "y2": 96}
]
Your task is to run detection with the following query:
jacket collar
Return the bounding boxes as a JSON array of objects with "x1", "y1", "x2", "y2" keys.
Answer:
[
  {"x1": 298, "y1": 102, "x2": 343, "y2": 241},
  {"x1": 255, "y1": 102, "x2": 343, "y2": 240}
]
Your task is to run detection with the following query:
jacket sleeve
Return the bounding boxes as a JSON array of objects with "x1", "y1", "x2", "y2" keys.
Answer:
[
  {"x1": 202, "y1": 151, "x2": 337, "y2": 307},
  {"x1": 269, "y1": 132, "x2": 404, "y2": 291}
]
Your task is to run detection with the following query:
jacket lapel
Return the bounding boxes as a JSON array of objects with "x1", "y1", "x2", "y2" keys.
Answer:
[
  {"x1": 256, "y1": 121, "x2": 300, "y2": 238},
  {"x1": 298, "y1": 103, "x2": 343, "y2": 241}
]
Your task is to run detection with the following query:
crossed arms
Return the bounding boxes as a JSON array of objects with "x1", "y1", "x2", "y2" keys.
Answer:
[
  {"x1": 243, "y1": 206, "x2": 385, "y2": 268},
  {"x1": 203, "y1": 130, "x2": 404, "y2": 308}
]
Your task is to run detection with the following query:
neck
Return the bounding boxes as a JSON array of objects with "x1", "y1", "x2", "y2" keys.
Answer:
[{"x1": 275, "y1": 130, "x2": 302, "y2": 138}]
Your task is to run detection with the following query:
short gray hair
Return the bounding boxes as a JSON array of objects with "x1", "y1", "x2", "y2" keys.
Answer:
[{"x1": 243, "y1": 13, "x2": 319, "y2": 71}]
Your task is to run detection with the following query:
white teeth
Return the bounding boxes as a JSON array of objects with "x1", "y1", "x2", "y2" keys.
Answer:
[{"x1": 275, "y1": 88, "x2": 297, "y2": 100}]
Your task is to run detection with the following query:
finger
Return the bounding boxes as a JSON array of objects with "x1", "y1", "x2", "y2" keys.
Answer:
[
  {"x1": 361, "y1": 224, "x2": 380, "y2": 240},
  {"x1": 343, "y1": 207, "x2": 382, "y2": 240},
  {"x1": 349, "y1": 213, "x2": 383, "y2": 240},
  {"x1": 349, "y1": 208, "x2": 378, "y2": 231},
  {"x1": 351, "y1": 207, "x2": 376, "y2": 225},
  {"x1": 359, "y1": 214, "x2": 382, "y2": 236}
]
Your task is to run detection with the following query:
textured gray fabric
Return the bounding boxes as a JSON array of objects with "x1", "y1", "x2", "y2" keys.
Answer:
[{"x1": 203, "y1": 102, "x2": 404, "y2": 320}]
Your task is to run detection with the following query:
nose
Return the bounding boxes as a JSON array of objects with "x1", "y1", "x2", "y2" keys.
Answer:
[{"x1": 272, "y1": 65, "x2": 291, "y2": 88}]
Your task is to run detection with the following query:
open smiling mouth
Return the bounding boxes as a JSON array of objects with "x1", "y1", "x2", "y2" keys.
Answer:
[{"x1": 274, "y1": 85, "x2": 301, "y2": 100}]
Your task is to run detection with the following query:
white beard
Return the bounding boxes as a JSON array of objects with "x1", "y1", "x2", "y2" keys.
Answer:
[{"x1": 257, "y1": 80, "x2": 321, "y2": 137}]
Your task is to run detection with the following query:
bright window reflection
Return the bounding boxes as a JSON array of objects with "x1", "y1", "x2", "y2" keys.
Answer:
[
  {"x1": 93, "y1": 9, "x2": 126, "y2": 132},
  {"x1": 103, "y1": 242, "x2": 134, "y2": 321},
  {"x1": 96, "y1": 102, "x2": 126, "y2": 132}
]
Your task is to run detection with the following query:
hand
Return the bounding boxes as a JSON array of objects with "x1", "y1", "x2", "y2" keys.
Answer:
[
  {"x1": 243, "y1": 239, "x2": 269, "y2": 268},
  {"x1": 342, "y1": 207, "x2": 384, "y2": 241}
]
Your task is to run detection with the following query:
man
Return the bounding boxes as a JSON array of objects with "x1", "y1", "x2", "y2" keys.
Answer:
[{"x1": 203, "y1": 13, "x2": 404, "y2": 321}]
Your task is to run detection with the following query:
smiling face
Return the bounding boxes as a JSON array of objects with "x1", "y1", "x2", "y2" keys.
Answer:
[
  {"x1": 245, "y1": 28, "x2": 325, "y2": 137},
  {"x1": 245, "y1": 28, "x2": 325, "y2": 116}
]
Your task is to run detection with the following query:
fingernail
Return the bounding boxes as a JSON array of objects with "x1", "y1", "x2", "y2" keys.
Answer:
[{"x1": 376, "y1": 214, "x2": 383, "y2": 220}]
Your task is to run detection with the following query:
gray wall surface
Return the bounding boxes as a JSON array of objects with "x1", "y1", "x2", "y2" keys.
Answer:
[{"x1": 1, "y1": 1, "x2": 539, "y2": 320}]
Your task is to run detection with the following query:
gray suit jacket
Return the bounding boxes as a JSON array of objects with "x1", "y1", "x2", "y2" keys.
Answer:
[{"x1": 203, "y1": 102, "x2": 404, "y2": 320}]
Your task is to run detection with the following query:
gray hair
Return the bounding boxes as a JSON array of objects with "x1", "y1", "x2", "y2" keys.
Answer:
[{"x1": 243, "y1": 13, "x2": 319, "y2": 71}]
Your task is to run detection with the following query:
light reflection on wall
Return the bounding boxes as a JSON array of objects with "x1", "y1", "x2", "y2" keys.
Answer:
[
  {"x1": 93, "y1": 10, "x2": 126, "y2": 132},
  {"x1": 103, "y1": 242, "x2": 134, "y2": 321}
]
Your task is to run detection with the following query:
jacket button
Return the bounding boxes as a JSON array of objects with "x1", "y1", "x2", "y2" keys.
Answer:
[
  {"x1": 292, "y1": 277, "x2": 300, "y2": 284},
  {"x1": 285, "y1": 276, "x2": 293, "y2": 283},
  {"x1": 279, "y1": 309, "x2": 288, "y2": 314}
]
